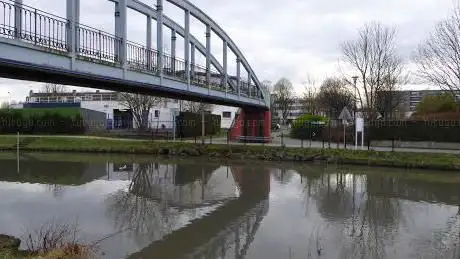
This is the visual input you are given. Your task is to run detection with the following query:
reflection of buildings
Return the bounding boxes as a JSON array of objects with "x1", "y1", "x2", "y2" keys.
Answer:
[{"x1": 104, "y1": 162, "x2": 239, "y2": 208}]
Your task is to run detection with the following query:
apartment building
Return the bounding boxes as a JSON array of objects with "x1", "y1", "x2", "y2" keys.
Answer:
[
  {"x1": 270, "y1": 95, "x2": 306, "y2": 123},
  {"x1": 398, "y1": 90, "x2": 460, "y2": 112}
]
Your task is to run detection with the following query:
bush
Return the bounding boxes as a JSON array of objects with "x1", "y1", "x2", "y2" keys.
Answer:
[
  {"x1": 416, "y1": 93, "x2": 458, "y2": 115},
  {"x1": 176, "y1": 111, "x2": 221, "y2": 138},
  {"x1": 290, "y1": 114, "x2": 328, "y2": 140}
]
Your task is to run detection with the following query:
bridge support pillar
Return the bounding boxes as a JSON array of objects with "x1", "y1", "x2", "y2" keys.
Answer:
[
  {"x1": 205, "y1": 24, "x2": 211, "y2": 91},
  {"x1": 184, "y1": 10, "x2": 190, "y2": 88},
  {"x1": 190, "y1": 42, "x2": 195, "y2": 79},
  {"x1": 171, "y1": 30, "x2": 176, "y2": 74},
  {"x1": 115, "y1": 0, "x2": 127, "y2": 67},
  {"x1": 156, "y1": 0, "x2": 164, "y2": 78},
  {"x1": 14, "y1": 0, "x2": 22, "y2": 39},
  {"x1": 223, "y1": 40, "x2": 228, "y2": 94},
  {"x1": 236, "y1": 58, "x2": 241, "y2": 97},
  {"x1": 248, "y1": 72, "x2": 252, "y2": 98},
  {"x1": 230, "y1": 109, "x2": 271, "y2": 143},
  {"x1": 66, "y1": 0, "x2": 80, "y2": 67},
  {"x1": 146, "y1": 15, "x2": 152, "y2": 70}
]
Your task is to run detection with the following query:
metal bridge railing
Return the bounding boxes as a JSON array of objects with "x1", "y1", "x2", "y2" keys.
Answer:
[
  {"x1": 126, "y1": 40, "x2": 156, "y2": 72},
  {"x1": 0, "y1": 0, "x2": 263, "y2": 102},
  {"x1": 78, "y1": 24, "x2": 121, "y2": 63},
  {"x1": 0, "y1": 0, "x2": 67, "y2": 51}
]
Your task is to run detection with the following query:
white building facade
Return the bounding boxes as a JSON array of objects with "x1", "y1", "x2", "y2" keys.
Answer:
[{"x1": 25, "y1": 90, "x2": 239, "y2": 130}]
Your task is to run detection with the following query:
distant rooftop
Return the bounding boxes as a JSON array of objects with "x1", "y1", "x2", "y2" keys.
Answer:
[{"x1": 27, "y1": 90, "x2": 120, "y2": 103}]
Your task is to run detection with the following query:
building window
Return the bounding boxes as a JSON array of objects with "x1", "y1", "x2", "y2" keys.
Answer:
[
  {"x1": 222, "y1": 111, "x2": 231, "y2": 118},
  {"x1": 154, "y1": 110, "x2": 160, "y2": 118}
]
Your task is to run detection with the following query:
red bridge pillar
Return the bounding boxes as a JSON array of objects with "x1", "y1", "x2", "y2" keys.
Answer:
[{"x1": 230, "y1": 108, "x2": 271, "y2": 143}]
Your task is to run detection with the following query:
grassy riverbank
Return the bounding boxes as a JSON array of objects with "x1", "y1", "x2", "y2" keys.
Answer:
[{"x1": 1, "y1": 136, "x2": 460, "y2": 171}]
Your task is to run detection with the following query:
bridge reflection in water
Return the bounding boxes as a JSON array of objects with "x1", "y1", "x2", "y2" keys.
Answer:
[{"x1": 104, "y1": 161, "x2": 270, "y2": 259}]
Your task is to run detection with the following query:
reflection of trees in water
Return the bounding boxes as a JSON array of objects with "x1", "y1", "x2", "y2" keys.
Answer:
[
  {"x1": 300, "y1": 172, "x2": 404, "y2": 259},
  {"x1": 105, "y1": 163, "x2": 181, "y2": 246},
  {"x1": 300, "y1": 170, "x2": 460, "y2": 259},
  {"x1": 272, "y1": 168, "x2": 295, "y2": 185},
  {"x1": 410, "y1": 214, "x2": 460, "y2": 259},
  {"x1": 47, "y1": 184, "x2": 65, "y2": 198},
  {"x1": 105, "y1": 162, "x2": 229, "y2": 247}
]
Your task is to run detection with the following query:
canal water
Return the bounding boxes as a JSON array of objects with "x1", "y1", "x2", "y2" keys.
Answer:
[{"x1": 0, "y1": 153, "x2": 459, "y2": 259}]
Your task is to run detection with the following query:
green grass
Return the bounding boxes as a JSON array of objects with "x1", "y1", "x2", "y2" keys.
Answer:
[
  {"x1": 0, "y1": 136, "x2": 459, "y2": 171},
  {"x1": 0, "y1": 136, "x2": 19, "y2": 148}
]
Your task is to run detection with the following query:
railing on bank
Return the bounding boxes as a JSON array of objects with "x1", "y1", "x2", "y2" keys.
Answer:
[{"x1": 0, "y1": 0, "x2": 262, "y2": 101}]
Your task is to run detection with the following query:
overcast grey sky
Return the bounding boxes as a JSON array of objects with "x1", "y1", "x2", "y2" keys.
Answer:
[{"x1": 0, "y1": 0, "x2": 456, "y2": 102}]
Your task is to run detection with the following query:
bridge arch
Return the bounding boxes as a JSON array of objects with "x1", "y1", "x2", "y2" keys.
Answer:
[
  {"x1": 109, "y1": 0, "x2": 237, "y2": 91},
  {"x1": 108, "y1": 0, "x2": 268, "y2": 102},
  {"x1": 164, "y1": 0, "x2": 267, "y2": 101}
]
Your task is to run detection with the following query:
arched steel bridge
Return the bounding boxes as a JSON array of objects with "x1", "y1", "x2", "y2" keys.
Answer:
[{"x1": 0, "y1": 0, "x2": 270, "y2": 110}]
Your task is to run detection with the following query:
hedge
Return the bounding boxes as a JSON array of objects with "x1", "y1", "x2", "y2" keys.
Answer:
[
  {"x1": 290, "y1": 114, "x2": 328, "y2": 140},
  {"x1": 0, "y1": 109, "x2": 85, "y2": 134},
  {"x1": 175, "y1": 111, "x2": 221, "y2": 138},
  {"x1": 367, "y1": 120, "x2": 460, "y2": 142}
]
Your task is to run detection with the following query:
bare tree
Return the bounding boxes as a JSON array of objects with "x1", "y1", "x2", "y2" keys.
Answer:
[
  {"x1": 261, "y1": 80, "x2": 273, "y2": 94},
  {"x1": 272, "y1": 77, "x2": 295, "y2": 124},
  {"x1": 375, "y1": 74, "x2": 409, "y2": 119},
  {"x1": 413, "y1": 3, "x2": 460, "y2": 93},
  {"x1": 41, "y1": 83, "x2": 68, "y2": 95},
  {"x1": 119, "y1": 93, "x2": 163, "y2": 130},
  {"x1": 316, "y1": 77, "x2": 355, "y2": 118},
  {"x1": 301, "y1": 75, "x2": 320, "y2": 114},
  {"x1": 182, "y1": 101, "x2": 213, "y2": 113},
  {"x1": 341, "y1": 22, "x2": 406, "y2": 119}
]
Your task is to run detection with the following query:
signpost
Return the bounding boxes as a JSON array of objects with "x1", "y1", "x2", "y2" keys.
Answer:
[
  {"x1": 355, "y1": 117, "x2": 364, "y2": 150},
  {"x1": 338, "y1": 107, "x2": 352, "y2": 148},
  {"x1": 171, "y1": 108, "x2": 179, "y2": 141}
]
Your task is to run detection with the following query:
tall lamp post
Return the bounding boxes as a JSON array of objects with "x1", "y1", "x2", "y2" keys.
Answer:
[
  {"x1": 351, "y1": 76, "x2": 358, "y2": 118},
  {"x1": 352, "y1": 76, "x2": 359, "y2": 150}
]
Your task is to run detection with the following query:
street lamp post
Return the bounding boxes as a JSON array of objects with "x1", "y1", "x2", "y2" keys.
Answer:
[
  {"x1": 352, "y1": 76, "x2": 358, "y2": 118},
  {"x1": 352, "y1": 76, "x2": 359, "y2": 150}
]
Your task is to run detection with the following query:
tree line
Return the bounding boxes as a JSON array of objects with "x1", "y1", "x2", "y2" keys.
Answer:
[{"x1": 271, "y1": 3, "x2": 460, "y2": 122}]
